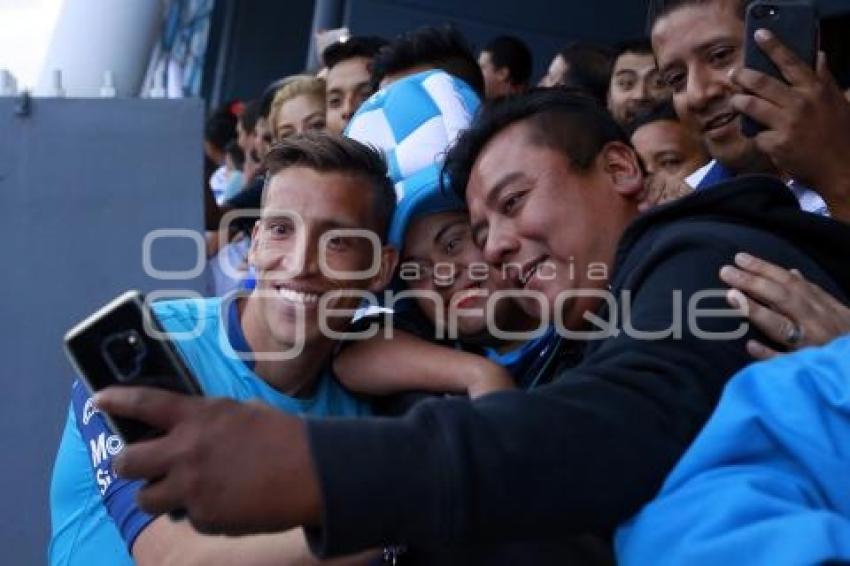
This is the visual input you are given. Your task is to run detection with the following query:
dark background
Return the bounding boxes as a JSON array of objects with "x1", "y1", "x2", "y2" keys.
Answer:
[{"x1": 201, "y1": 0, "x2": 850, "y2": 108}]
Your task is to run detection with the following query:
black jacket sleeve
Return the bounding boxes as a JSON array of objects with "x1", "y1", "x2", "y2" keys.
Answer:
[{"x1": 305, "y1": 221, "x2": 839, "y2": 556}]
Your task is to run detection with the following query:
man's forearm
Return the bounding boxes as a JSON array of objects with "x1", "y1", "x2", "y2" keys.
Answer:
[
  {"x1": 134, "y1": 517, "x2": 376, "y2": 566},
  {"x1": 134, "y1": 517, "x2": 314, "y2": 566}
]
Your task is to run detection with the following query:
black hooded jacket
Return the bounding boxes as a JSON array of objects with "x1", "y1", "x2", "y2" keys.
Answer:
[{"x1": 305, "y1": 177, "x2": 850, "y2": 562}]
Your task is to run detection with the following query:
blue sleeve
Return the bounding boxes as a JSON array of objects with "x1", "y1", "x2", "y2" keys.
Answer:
[
  {"x1": 616, "y1": 336, "x2": 850, "y2": 565},
  {"x1": 70, "y1": 381, "x2": 155, "y2": 550}
]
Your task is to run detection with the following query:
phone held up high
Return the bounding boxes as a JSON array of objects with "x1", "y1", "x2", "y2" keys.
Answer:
[
  {"x1": 741, "y1": 0, "x2": 819, "y2": 137},
  {"x1": 64, "y1": 290, "x2": 203, "y2": 444}
]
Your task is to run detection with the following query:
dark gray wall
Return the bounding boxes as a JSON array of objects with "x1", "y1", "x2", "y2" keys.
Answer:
[
  {"x1": 203, "y1": 0, "x2": 848, "y2": 108},
  {"x1": 0, "y1": 97, "x2": 206, "y2": 565},
  {"x1": 345, "y1": 0, "x2": 651, "y2": 81},
  {"x1": 204, "y1": 0, "x2": 317, "y2": 107}
]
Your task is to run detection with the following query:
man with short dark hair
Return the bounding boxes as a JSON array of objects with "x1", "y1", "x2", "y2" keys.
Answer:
[
  {"x1": 628, "y1": 101, "x2": 710, "y2": 209},
  {"x1": 235, "y1": 99, "x2": 261, "y2": 167},
  {"x1": 629, "y1": 100, "x2": 709, "y2": 180},
  {"x1": 49, "y1": 134, "x2": 397, "y2": 566},
  {"x1": 607, "y1": 38, "x2": 671, "y2": 127},
  {"x1": 95, "y1": 89, "x2": 850, "y2": 562},
  {"x1": 538, "y1": 41, "x2": 614, "y2": 105},
  {"x1": 370, "y1": 24, "x2": 485, "y2": 97},
  {"x1": 322, "y1": 36, "x2": 387, "y2": 134},
  {"x1": 478, "y1": 35, "x2": 533, "y2": 99},
  {"x1": 649, "y1": 0, "x2": 850, "y2": 218}
]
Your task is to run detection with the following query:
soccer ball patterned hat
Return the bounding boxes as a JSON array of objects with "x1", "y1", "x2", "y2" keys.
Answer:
[{"x1": 345, "y1": 69, "x2": 481, "y2": 249}]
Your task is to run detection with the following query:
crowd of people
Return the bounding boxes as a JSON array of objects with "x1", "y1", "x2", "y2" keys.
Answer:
[{"x1": 49, "y1": 0, "x2": 850, "y2": 564}]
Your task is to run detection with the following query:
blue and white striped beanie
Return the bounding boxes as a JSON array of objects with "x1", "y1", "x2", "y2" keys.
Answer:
[{"x1": 344, "y1": 69, "x2": 481, "y2": 249}]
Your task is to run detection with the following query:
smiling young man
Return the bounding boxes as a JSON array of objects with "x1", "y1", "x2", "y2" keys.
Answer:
[
  {"x1": 607, "y1": 39, "x2": 671, "y2": 127},
  {"x1": 650, "y1": 0, "x2": 850, "y2": 218},
  {"x1": 322, "y1": 36, "x2": 387, "y2": 135},
  {"x1": 94, "y1": 89, "x2": 850, "y2": 563},
  {"x1": 49, "y1": 134, "x2": 396, "y2": 566}
]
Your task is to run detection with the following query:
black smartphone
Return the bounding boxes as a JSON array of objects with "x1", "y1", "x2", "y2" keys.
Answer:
[
  {"x1": 64, "y1": 290, "x2": 203, "y2": 444},
  {"x1": 741, "y1": 0, "x2": 819, "y2": 137}
]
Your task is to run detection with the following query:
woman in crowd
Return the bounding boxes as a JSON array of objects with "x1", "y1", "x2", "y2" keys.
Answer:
[{"x1": 267, "y1": 75, "x2": 327, "y2": 141}]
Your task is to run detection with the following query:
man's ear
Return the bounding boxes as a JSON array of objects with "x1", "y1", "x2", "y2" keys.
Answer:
[
  {"x1": 599, "y1": 141, "x2": 644, "y2": 197},
  {"x1": 368, "y1": 245, "x2": 399, "y2": 293},
  {"x1": 495, "y1": 66, "x2": 511, "y2": 83}
]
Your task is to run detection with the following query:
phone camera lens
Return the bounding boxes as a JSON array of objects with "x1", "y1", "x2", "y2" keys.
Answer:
[
  {"x1": 102, "y1": 330, "x2": 147, "y2": 382},
  {"x1": 753, "y1": 5, "x2": 779, "y2": 19}
]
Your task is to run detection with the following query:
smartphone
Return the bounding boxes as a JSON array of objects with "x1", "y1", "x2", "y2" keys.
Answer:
[
  {"x1": 741, "y1": 0, "x2": 819, "y2": 137},
  {"x1": 64, "y1": 290, "x2": 203, "y2": 444}
]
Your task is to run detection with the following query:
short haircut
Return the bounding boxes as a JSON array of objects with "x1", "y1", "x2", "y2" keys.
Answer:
[
  {"x1": 267, "y1": 75, "x2": 326, "y2": 131},
  {"x1": 238, "y1": 99, "x2": 262, "y2": 134},
  {"x1": 482, "y1": 35, "x2": 533, "y2": 86},
  {"x1": 322, "y1": 36, "x2": 388, "y2": 70},
  {"x1": 224, "y1": 140, "x2": 245, "y2": 170},
  {"x1": 647, "y1": 0, "x2": 752, "y2": 33},
  {"x1": 371, "y1": 24, "x2": 485, "y2": 97},
  {"x1": 444, "y1": 88, "x2": 629, "y2": 199},
  {"x1": 204, "y1": 103, "x2": 238, "y2": 151},
  {"x1": 613, "y1": 38, "x2": 655, "y2": 61},
  {"x1": 262, "y1": 133, "x2": 396, "y2": 240},
  {"x1": 626, "y1": 99, "x2": 680, "y2": 136},
  {"x1": 558, "y1": 41, "x2": 615, "y2": 105}
]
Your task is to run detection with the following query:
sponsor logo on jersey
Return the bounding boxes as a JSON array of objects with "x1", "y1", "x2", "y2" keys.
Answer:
[
  {"x1": 82, "y1": 397, "x2": 98, "y2": 425},
  {"x1": 96, "y1": 467, "x2": 112, "y2": 495},
  {"x1": 90, "y1": 433, "x2": 124, "y2": 468}
]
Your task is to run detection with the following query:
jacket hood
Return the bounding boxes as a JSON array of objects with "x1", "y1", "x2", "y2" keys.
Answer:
[{"x1": 617, "y1": 175, "x2": 850, "y2": 295}]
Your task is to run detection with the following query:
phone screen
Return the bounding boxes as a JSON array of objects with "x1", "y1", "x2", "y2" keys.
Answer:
[{"x1": 64, "y1": 292, "x2": 202, "y2": 443}]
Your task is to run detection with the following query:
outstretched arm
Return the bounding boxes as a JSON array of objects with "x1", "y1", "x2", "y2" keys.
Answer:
[
  {"x1": 334, "y1": 329, "x2": 514, "y2": 398},
  {"x1": 134, "y1": 516, "x2": 377, "y2": 566}
]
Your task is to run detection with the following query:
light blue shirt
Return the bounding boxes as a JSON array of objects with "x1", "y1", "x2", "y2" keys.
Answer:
[
  {"x1": 617, "y1": 335, "x2": 850, "y2": 565},
  {"x1": 49, "y1": 294, "x2": 370, "y2": 566}
]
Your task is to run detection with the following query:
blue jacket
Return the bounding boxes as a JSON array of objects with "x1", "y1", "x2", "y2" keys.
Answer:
[{"x1": 617, "y1": 335, "x2": 850, "y2": 565}]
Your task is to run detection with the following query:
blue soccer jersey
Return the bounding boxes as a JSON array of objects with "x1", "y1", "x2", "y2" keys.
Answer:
[{"x1": 49, "y1": 294, "x2": 371, "y2": 566}]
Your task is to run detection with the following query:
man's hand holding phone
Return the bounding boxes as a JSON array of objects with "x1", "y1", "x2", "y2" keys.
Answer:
[
  {"x1": 731, "y1": 29, "x2": 850, "y2": 220},
  {"x1": 94, "y1": 387, "x2": 322, "y2": 535}
]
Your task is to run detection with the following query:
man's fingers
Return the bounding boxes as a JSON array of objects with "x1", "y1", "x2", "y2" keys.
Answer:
[
  {"x1": 730, "y1": 92, "x2": 782, "y2": 130},
  {"x1": 725, "y1": 288, "x2": 795, "y2": 347},
  {"x1": 754, "y1": 28, "x2": 816, "y2": 86},
  {"x1": 733, "y1": 253, "x2": 796, "y2": 286},
  {"x1": 815, "y1": 51, "x2": 836, "y2": 86},
  {"x1": 746, "y1": 339, "x2": 778, "y2": 361},
  {"x1": 794, "y1": 270, "x2": 847, "y2": 309},
  {"x1": 94, "y1": 386, "x2": 193, "y2": 432},
  {"x1": 112, "y1": 438, "x2": 174, "y2": 481},
  {"x1": 731, "y1": 66, "x2": 793, "y2": 107},
  {"x1": 136, "y1": 476, "x2": 186, "y2": 516},
  {"x1": 720, "y1": 264, "x2": 790, "y2": 310}
]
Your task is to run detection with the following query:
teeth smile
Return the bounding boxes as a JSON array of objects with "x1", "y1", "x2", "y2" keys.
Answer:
[
  {"x1": 275, "y1": 288, "x2": 319, "y2": 304},
  {"x1": 706, "y1": 113, "x2": 736, "y2": 131}
]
